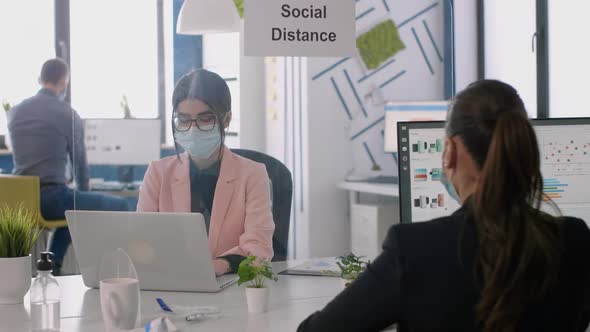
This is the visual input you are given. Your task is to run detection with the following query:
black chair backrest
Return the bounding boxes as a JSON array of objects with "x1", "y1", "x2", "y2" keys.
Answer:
[{"x1": 231, "y1": 149, "x2": 293, "y2": 261}]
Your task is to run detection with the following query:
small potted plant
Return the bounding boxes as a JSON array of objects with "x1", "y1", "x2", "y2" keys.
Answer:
[
  {"x1": 120, "y1": 95, "x2": 134, "y2": 119},
  {"x1": 0, "y1": 204, "x2": 42, "y2": 304},
  {"x1": 1, "y1": 100, "x2": 10, "y2": 112},
  {"x1": 336, "y1": 253, "x2": 369, "y2": 287},
  {"x1": 237, "y1": 255, "x2": 278, "y2": 314}
]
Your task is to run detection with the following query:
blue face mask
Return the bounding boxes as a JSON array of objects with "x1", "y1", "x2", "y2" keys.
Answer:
[
  {"x1": 58, "y1": 91, "x2": 66, "y2": 101},
  {"x1": 441, "y1": 171, "x2": 461, "y2": 204},
  {"x1": 175, "y1": 126, "x2": 221, "y2": 159}
]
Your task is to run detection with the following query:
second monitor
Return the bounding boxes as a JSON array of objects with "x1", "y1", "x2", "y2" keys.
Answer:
[
  {"x1": 397, "y1": 118, "x2": 590, "y2": 226},
  {"x1": 84, "y1": 119, "x2": 161, "y2": 166}
]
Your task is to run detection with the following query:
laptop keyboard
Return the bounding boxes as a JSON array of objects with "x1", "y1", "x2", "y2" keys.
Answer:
[{"x1": 217, "y1": 274, "x2": 239, "y2": 289}]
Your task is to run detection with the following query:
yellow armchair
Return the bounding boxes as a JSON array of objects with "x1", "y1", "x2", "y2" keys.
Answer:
[{"x1": 0, "y1": 175, "x2": 67, "y2": 229}]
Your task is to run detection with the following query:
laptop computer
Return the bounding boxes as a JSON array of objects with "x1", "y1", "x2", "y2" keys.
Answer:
[{"x1": 65, "y1": 211, "x2": 238, "y2": 292}]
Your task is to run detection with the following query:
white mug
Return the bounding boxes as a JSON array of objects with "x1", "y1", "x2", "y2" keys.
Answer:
[{"x1": 100, "y1": 278, "x2": 140, "y2": 331}]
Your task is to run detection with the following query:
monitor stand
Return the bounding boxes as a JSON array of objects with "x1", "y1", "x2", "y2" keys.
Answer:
[{"x1": 117, "y1": 166, "x2": 134, "y2": 185}]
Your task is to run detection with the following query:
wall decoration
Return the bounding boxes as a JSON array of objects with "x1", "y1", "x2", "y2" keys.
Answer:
[
  {"x1": 356, "y1": 19, "x2": 405, "y2": 70},
  {"x1": 309, "y1": 0, "x2": 446, "y2": 175}
]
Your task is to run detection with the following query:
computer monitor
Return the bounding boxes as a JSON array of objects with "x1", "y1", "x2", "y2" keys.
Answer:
[
  {"x1": 397, "y1": 118, "x2": 590, "y2": 225},
  {"x1": 383, "y1": 101, "x2": 448, "y2": 153},
  {"x1": 84, "y1": 119, "x2": 161, "y2": 165}
]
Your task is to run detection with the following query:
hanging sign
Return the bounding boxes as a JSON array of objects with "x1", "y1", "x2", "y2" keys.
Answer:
[{"x1": 244, "y1": 0, "x2": 355, "y2": 57}]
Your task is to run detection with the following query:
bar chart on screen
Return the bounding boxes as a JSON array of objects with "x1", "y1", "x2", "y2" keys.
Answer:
[{"x1": 538, "y1": 127, "x2": 590, "y2": 224}]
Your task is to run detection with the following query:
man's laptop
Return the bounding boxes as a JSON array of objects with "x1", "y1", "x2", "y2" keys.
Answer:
[{"x1": 65, "y1": 211, "x2": 238, "y2": 292}]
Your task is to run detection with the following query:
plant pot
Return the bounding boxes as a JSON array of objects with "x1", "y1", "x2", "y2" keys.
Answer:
[
  {"x1": 245, "y1": 287, "x2": 269, "y2": 313},
  {"x1": 0, "y1": 255, "x2": 32, "y2": 304},
  {"x1": 340, "y1": 277, "x2": 354, "y2": 288}
]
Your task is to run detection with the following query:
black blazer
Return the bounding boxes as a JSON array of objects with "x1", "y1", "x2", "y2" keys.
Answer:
[{"x1": 298, "y1": 205, "x2": 590, "y2": 332}]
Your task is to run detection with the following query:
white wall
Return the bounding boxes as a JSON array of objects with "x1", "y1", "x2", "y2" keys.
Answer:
[
  {"x1": 266, "y1": 57, "x2": 350, "y2": 258},
  {"x1": 305, "y1": 59, "x2": 353, "y2": 257},
  {"x1": 264, "y1": 0, "x2": 478, "y2": 259}
]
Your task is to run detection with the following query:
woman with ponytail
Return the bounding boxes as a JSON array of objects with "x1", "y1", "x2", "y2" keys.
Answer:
[{"x1": 298, "y1": 80, "x2": 590, "y2": 332}]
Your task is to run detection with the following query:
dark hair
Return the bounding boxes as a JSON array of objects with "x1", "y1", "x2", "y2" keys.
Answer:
[
  {"x1": 171, "y1": 69, "x2": 232, "y2": 159},
  {"x1": 40, "y1": 58, "x2": 69, "y2": 84},
  {"x1": 447, "y1": 80, "x2": 561, "y2": 332}
]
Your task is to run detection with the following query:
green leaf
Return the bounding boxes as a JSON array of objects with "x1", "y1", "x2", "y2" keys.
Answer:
[
  {"x1": 236, "y1": 255, "x2": 276, "y2": 287},
  {"x1": 261, "y1": 269, "x2": 273, "y2": 280},
  {"x1": 0, "y1": 204, "x2": 41, "y2": 257},
  {"x1": 1, "y1": 100, "x2": 10, "y2": 112},
  {"x1": 232, "y1": 0, "x2": 244, "y2": 18},
  {"x1": 336, "y1": 252, "x2": 368, "y2": 278}
]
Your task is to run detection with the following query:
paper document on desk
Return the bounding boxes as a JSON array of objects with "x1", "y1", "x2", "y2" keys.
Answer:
[{"x1": 280, "y1": 257, "x2": 341, "y2": 277}]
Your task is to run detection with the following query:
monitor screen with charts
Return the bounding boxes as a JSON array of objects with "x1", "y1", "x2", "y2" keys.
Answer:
[
  {"x1": 84, "y1": 119, "x2": 161, "y2": 165},
  {"x1": 397, "y1": 118, "x2": 590, "y2": 226},
  {"x1": 383, "y1": 101, "x2": 448, "y2": 153}
]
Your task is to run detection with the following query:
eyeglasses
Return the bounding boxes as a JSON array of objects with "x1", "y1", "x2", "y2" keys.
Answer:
[{"x1": 173, "y1": 112, "x2": 217, "y2": 132}]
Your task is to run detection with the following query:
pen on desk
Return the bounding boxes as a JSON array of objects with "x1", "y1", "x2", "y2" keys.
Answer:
[{"x1": 185, "y1": 313, "x2": 205, "y2": 322}]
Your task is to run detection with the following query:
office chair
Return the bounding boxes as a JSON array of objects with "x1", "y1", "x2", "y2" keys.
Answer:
[{"x1": 231, "y1": 149, "x2": 293, "y2": 262}]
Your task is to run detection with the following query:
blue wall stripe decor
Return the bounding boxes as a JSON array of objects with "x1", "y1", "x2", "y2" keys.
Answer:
[
  {"x1": 411, "y1": 27, "x2": 435, "y2": 75},
  {"x1": 355, "y1": 7, "x2": 375, "y2": 21},
  {"x1": 423, "y1": 20, "x2": 443, "y2": 62},
  {"x1": 343, "y1": 69, "x2": 368, "y2": 118},
  {"x1": 379, "y1": 70, "x2": 407, "y2": 89},
  {"x1": 398, "y1": 2, "x2": 439, "y2": 28},
  {"x1": 362, "y1": 142, "x2": 378, "y2": 167},
  {"x1": 382, "y1": 0, "x2": 390, "y2": 12},
  {"x1": 330, "y1": 77, "x2": 353, "y2": 120},
  {"x1": 350, "y1": 115, "x2": 385, "y2": 141},
  {"x1": 310, "y1": 0, "x2": 449, "y2": 172},
  {"x1": 312, "y1": 57, "x2": 351, "y2": 81}
]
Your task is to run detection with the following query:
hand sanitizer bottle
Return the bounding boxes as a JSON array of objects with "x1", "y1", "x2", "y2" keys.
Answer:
[{"x1": 30, "y1": 252, "x2": 60, "y2": 331}]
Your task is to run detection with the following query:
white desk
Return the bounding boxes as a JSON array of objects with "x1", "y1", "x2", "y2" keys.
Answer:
[
  {"x1": 338, "y1": 181, "x2": 399, "y2": 203},
  {"x1": 338, "y1": 181, "x2": 400, "y2": 258},
  {"x1": 0, "y1": 262, "x2": 344, "y2": 332}
]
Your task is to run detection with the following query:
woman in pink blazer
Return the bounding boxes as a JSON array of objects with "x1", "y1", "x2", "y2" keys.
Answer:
[{"x1": 137, "y1": 69, "x2": 275, "y2": 276}]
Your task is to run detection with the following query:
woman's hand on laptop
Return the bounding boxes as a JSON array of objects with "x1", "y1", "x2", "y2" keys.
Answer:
[{"x1": 213, "y1": 259, "x2": 231, "y2": 276}]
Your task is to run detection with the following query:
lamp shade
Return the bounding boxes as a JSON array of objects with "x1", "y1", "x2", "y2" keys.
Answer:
[{"x1": 176, "y1": 0, "x2": 241, "y2": 34}]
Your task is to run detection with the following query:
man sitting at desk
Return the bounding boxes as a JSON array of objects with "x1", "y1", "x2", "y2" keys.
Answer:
[{"x1": 7, "y1": 58, "x2": 129, "y2": 274}]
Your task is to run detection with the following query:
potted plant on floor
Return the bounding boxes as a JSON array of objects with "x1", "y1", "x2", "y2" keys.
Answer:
[
  {"x1": 0, "y1": 204, "x2": 42, "y2": 304},
  {"x1": 336, "y1": 253, "x2": 369, "y2": 287},
  {"x1": 237, "y1": 255, "x2": 278, "y2": 314}
]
